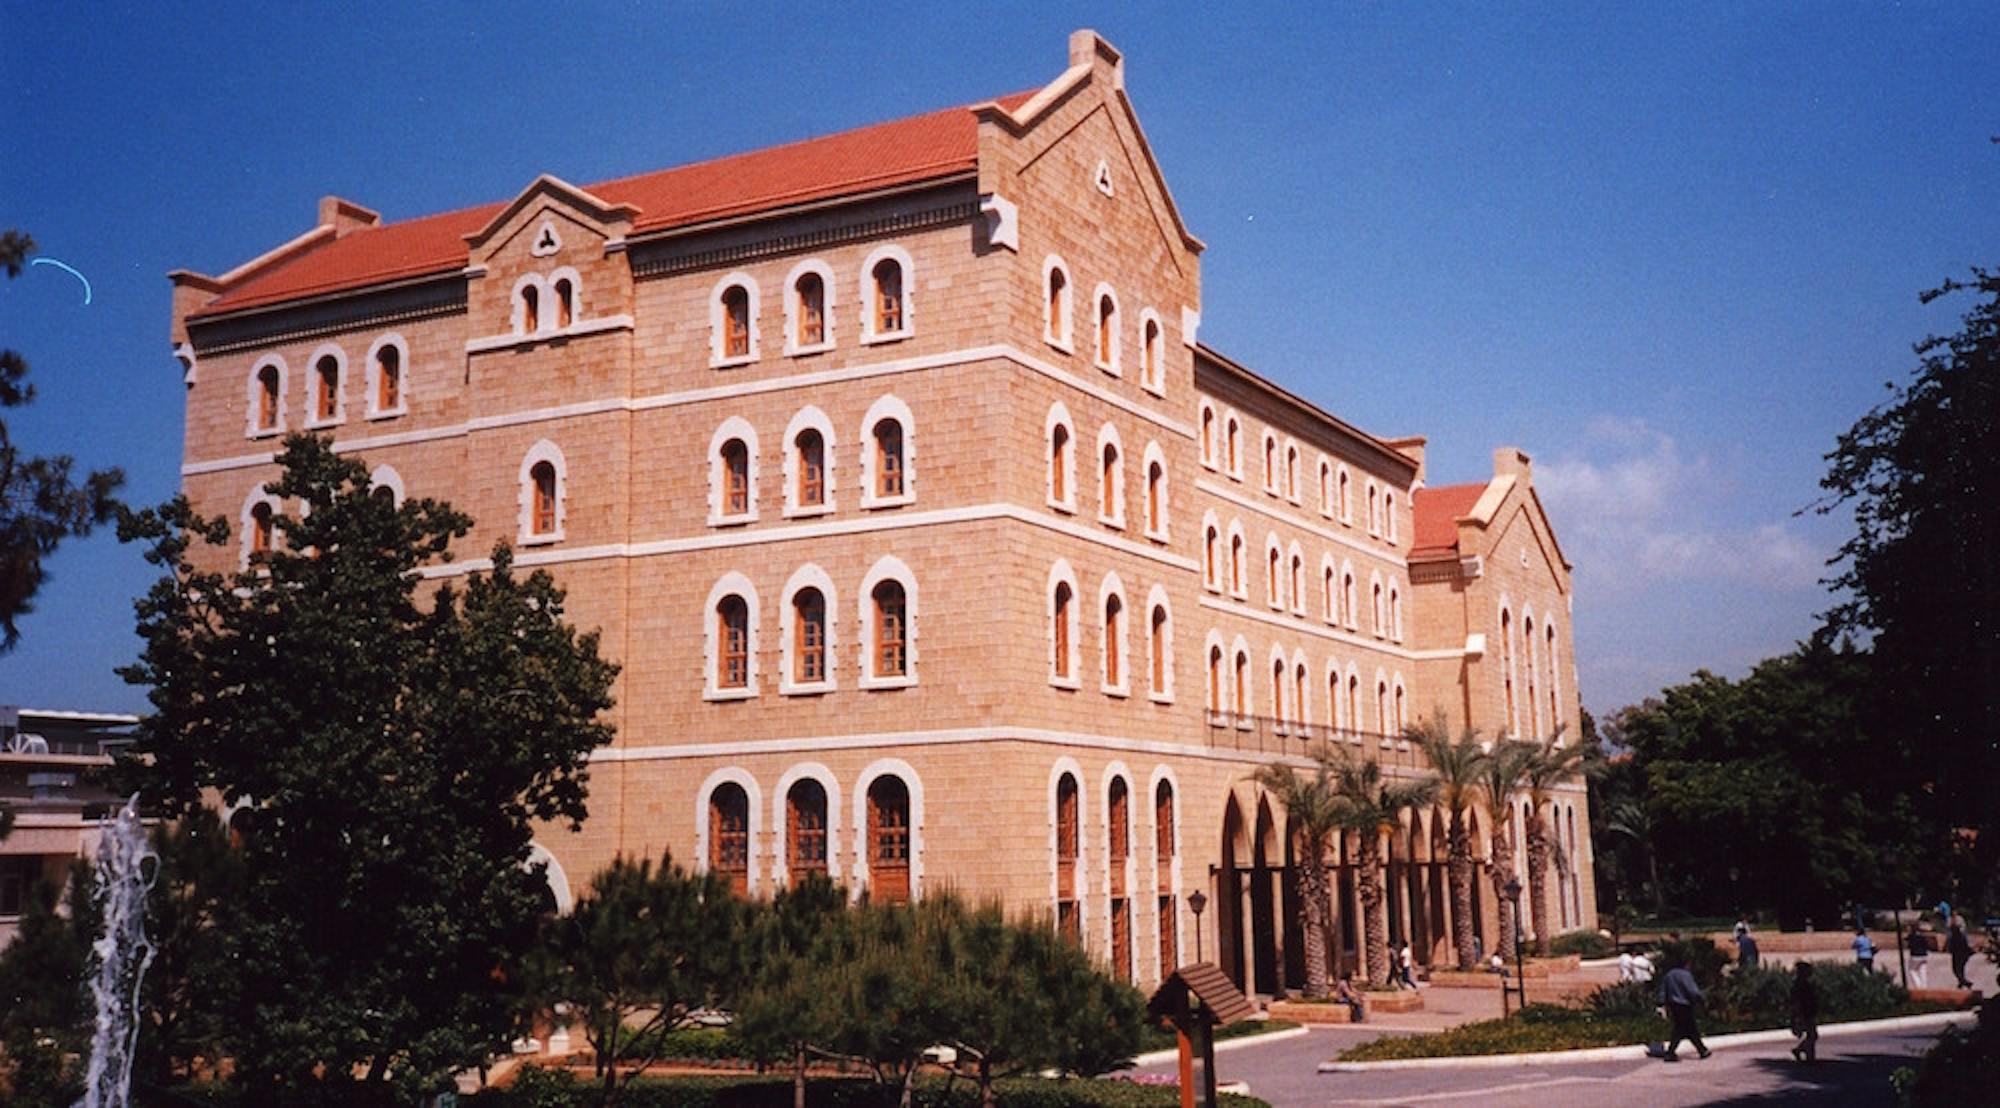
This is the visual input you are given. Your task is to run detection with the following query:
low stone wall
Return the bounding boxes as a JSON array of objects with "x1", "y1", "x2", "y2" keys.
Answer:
[
  {"x1": 1908, "y1": 987, "x2": 1983, "y2": 1006},
  {"x1": 1268, "y1": 999, "x2": 1356, "y2": 1024}
]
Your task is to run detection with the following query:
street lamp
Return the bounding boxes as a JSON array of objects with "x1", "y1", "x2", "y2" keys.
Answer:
[
  {"x1": 1503, "y1": 877, "x2": 1526, "y2": 1018},
  {"x1": 1188, "y1": 890, "x2": 1209, "y2": 964}
]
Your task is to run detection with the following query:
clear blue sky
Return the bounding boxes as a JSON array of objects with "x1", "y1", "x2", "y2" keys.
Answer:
[{"x1": 3, "y1": 2, "x2": 1995, "y2": 718}]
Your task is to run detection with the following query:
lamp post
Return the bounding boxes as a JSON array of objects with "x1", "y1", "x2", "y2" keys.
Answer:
[
  {"x1": 1504, "y1": 877, "x2": 1526, "y2": 1018},
  {"x1": 1189, "y1": 890, "x2": 1209, "y2": 964}
]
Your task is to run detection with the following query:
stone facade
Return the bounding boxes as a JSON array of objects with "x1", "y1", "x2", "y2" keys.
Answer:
[{"x1": 169, "y1": 30, "x2": 1593, "y2": 995}]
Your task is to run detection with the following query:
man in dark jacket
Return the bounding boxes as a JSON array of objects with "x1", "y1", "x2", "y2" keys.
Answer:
[
  {"x1": 1947, "y1": 915, "x2": 1975, "y2": 989},
  {"x1": 1658, "y1": 954, "x2": 1712, "y2": 1062}
]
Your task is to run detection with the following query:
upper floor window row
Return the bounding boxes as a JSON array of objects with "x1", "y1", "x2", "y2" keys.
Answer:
[
  {"x1": 245, "y1": 334, "x2": 410, "y2": 438},
  {"x1": 709, "y1": 248, "x2": 914, "y2": 370},
  {"x1": 1042, "y1": 257, "x2": 1168, "y2": 396},
  {"x1": 704, "y1": 557, "x2": 921, "y2": 699},
  {"x1": 512, "y1": 269, "x2": 584, "y2": 337},
  {"x1": 709, "y1": 396, "x2": 917, "y2": 526}
]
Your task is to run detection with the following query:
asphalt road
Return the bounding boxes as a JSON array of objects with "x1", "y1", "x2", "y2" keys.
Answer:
[{"x1": 1134, "y1": 1019, "x2": 1969, "y2": 1107}]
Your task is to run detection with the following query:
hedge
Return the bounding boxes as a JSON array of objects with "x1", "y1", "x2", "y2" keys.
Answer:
[{"x1": 469, "y1": 1070, "x2": 1270, "y2": 1108}]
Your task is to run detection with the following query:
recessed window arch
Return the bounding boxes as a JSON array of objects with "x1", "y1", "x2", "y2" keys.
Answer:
[
  {"x1": 1104, "y1": 767, "x2": 1135, "y2": 980},
  {"x1": 549, "y1": 268, "x2": 580, "y2": 330},
  {"x1": 305, "y1": 343, "x2": 346, "y2": 427},
  {"x1": 1224, "y1": 413, "x2": 1243, "y2": 478},
  {"x1": 1390, "y1": 582, "x2": 1405, "y2": 642},
  {"x1": 1525, "y1": 613, "x2": 1543, "y2": 737},
  {"x1": 1142, "y1": 441, "x2": 1169, "y2": 540},
  {"x1": 859, "y1": 556, "x2": 917, "y2": 688},
  {"x1": 1367, "y1": 479, "x2": 1382, "y2": 536},
  {"x1": 774, "y1": 764, "x2": 842, "y2": 883},
  {"x1": 707, "y1": 416, "x2": 760, "y2": 525},
  {"x1": 782, "y1": 406, "x2": 837, "y2": 516},
  {"x1": 1046, "y1": 401, "x2": 1077, "y2": 512},
  {"x1": 780, "y1": 564, "x2": 838, "y2": 695},
  {"x1": 247, "y1": 356, "x2": 288, "y2": 436},
  {"x1": 1287, "y1": 542, "x2": 1306, "y2": 616},
  {"x1": 1375, "y1": 672, "x2": 1391, "y2": 741},
  {"x1": 1337, "y1": 465, "x2": 1353, "y2": 524},
  {"x1": 783, "y1": 259, "x2": 836, "y2": 355},
  {"x1": 517, "y1": 439, "x2": 567, "y2": 545},
  {"x1": 1092, "y1": 283, "x2": 1121, "y2": 374},
  {"x1": 855, "y1": 760, "x2": 921, "y2": 902},
  {"x1": 364, "y1": 334, "x2": 409, "y2": 419},
  {"x1": 1096, "y1": 423, "x2": 1125, "y2": 527},
  {"x1": 1099, "y1": 572, "x2": 1129, "y2": 696},
  {"x1": 1152, "y1": 769, "x2": 1181, "y2": 977},
  {"x1": 1340, "y1": 562, "x2": 1358, "y2": 629},
  {"x1": 1547, "y1": 623, "x2": 1564, "y2": 738},
  {"x1": 1048, "y1": 559, "x2": 1081, "y2": 689},
  {"x1": 1284, "y1": 440, "x2": 1301, "y2": 503},
  {"x1": 239, "y1": 488, "x2": 281, "y2": 568},
  {"x1": 1043, "y1": 255, "x2": 1073, "y2": 351},
  {"x1": 511, "y1": 273, "x2": 550, "y2": 335},
  {"x1": 1318, "y1": 457, "x2": 1334, "y2": 517},
  {"x1": 859, "y1": 394, "x2": 915, "y2": 508},
  {"x1": 1500, "y1": 603, "x2": 1518, "y2": 736},
  {"x1": 696, "y1": 769, "x2": 762, "y2": 895},
  {"x1": 703, "y1": 572, "x2": 760, "y2": 699},
  {"x1": 710, "y1": 272, "x2": 760, "y2": 366},
  {"x1": 1293, "y1": 650, "x2": 1311, "y2": 730},
  {"x1": 1264, "y1": 534, "x2": 1284, "y2": 610},
  {"x1": 1385, "y1": 490, "x2": 1400, "y2": 544},
  {"x1": 1145, "y1": 585, "x2": 1174, "y2": 703},
  {"x1": 1199, "y1": 403, "x2": 1218, "y2": 469},
  {"x1": 1346, "y1": 666, "x2": 1364, "y2": 738},
  {"x1": 1320, "y1": 555, "x2": 1338, "y2": 623},
  {"x1": 1138, "y1": 309, "x2": 1165, "y2": 395},
  {"x1": 367, "y1": 464, "x2": 406, "y2": 507},
  {"x1": 1201, "y1": 511, "x2": 1222, "y2": 591},
  {"x1": 1269, "y1": 644, "x2": 1289, "y2": 726},
  {"x1": 1370, "y1": 571, "x2": 1386, "y2": 636},
  {"x1": 1052, "y1": 762, "x2": 1084, "y2": 941},
  {"x1": 1227, "y1": 521, "x2": 1248, "y2": 598},
  {"x1": 1231, "y1": 636, "x2": 1253, "y2": 717},
  {"x1": 1392, "y1": 674, "x2": 1409, "y2": 739},
  {"x1": 1204, "y1": 632, "x2": 1227, "y2": 716},
  {"x1": 1261, "y1": 431, "x2": 1280, "y2": 493},
  {"x1": 860, "y1": 245, "x2": 913, "y2": 344},
  {"x1": 1326, "y1": 660, "x2": 1347, "y2": 733}
]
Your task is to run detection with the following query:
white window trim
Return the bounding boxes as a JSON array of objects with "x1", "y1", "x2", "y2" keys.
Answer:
[
  {"x1": 548, "y1": 266, "x2": 585, "y2": 327},
  {"x1": 517, "y1": 438, "x2": 567, "y2": 546},
  {"x1": 1374, "y1": 667, "x2": 1392, "y2": 746},
  {"x1": 1325, "y1": 659, "x2": 1347, "y2": 734},
  {"x1": 1226, "y1": 520, "x2": 1249, "y2": 600},
  {"x1": 1046, "y1": 401, "x2": 1078, "y2": 514},
  {"x1": 1320, "y1": 554, "x2": 1339, "y2": 624},
  {"x1": 302, "y1": 342, "x2": 348, "y2": 429},
  {"x1": 1042, "y1": 254, "x2": 1074, "y2": 354},
  {"x1": 1287, "y1": 541, "x2": 1307, "y2": 616},
  {"x1": 1390, "y1": 582, "x2": 1405, "y2": 642},
  {"x1": 1099, "y1": 571, "x2": 1130, "y2": 698},
  {"x1": 694, "y1": 768, "x2": 763, "y2": 893},
  {"x1": 1264, "y1": 533, "x2": 1284, "y2": 611},
  {"x1": 245, "y1": 355, "x2": 289, "y2": 439},
  {"x1": 1099, "y1": 761, "x2": 1136, "y2": 968},
  {"x1": 511, "y1": 273, "x2": 551, "y2": 336},
  {"x1": 778, "y1": 564, "x2": 839, "y2": 696},
  {"x1": 1370, "y1": 570, "x2": 1386, "y2": 637},
  {"x1": 238, "y1": 486, "x2": 282, "y2": 570},
  {"x1": 781, "y1": 259, "x2": 837, "y2": 357},
  {"x1": 1202, "y1": 629, "x2": 1228, "y2": 719},
  {"x1": 706, "y1": 416, "x2": 761, "y2": 527},
  {"x1": 853, "y1": 759, "x2": 925, "y2": 902},
  {"x1": 1292, "y1": 648, "x2": 1312, "y2": 729},
  {"x1": 1146, "y1": 584, "x2": 1175, "y2": 704},
  {"x1": 363, "y1": 333, "x2": 410, "y2": 420},
  {"x1": 1338, "y1": 464, "x2": 1354, "y2": 525},
  {"x1": 1284, "y1": 439, "x2": 1302, "y2": 505},
  {"x1": 772, "y1": 763, "x2": 844, "y2": 884},
  {"x1": 1385, "y1": 490, "x2": 1400, "y2": 545},
  {"x1": 858, "y1": 245, "x2": 915, "y2": 345},
  {"x1": 1138, "y1": 308, "x2": 1165, "y2": 396},
  {"x1": 1230, "y1": 634, "x2": 1254, "y2": 720},
  {"x1": 781, "y1": 405, "x2": 837, "y2": 519},
  {"x1": 1141, "y1": 440, "x2": 1170, "y2": 543},
  {"x1": 1096, "y1": 422, "x2": 1125, "y2": 529},
  {"x1": 1048, "y1": 759, "x2": 1088, "y2": 932},
  {"x1": 1341, "y1": 560, "x2": 1357, "y2": 629},
  {"x1": 1392, "y1": 672, "x2": 1410, "y2": 745},
  {"x1": 1224, "y1": 413, "x2": 1244, "y2": 481},
  {"x1": 1149, "y1": 766, "x2": 1185, "y2": 977},
  {"x1": 368, "y1": 464, "x2": 405, "y2": 506},
  {"x1": 1345, "y1": 661, "x2": 1364, "y2": 741},
  {"x1": 1091, "y1": 282, "x2": 1121, "y2": 376},
  {"x1": 1317, "y1": 457, "x2": 1334, "y2": 518},
  {"x1": 1198, "y1": 401, "x2": 1218, "y2": 470},
  {"x1": 709, "y1": 272, "x2": 762, "y2": 369},
  {"x1": 1267, "y1": 643, "x2": 1291, "y2": 729},
  {"x1": 859, "y1": 394, "x2": 916, "y2": 510},
  {"x1": 1366, "y1": 478, "x2": 1382, "y2": 536},
  {"x1": 858, "y1": 555, "x2": 918, "y2": 689},
  {"x1": 703, "y1": 572, "x2": 761, "y2": 700},
  {"x1": 1261, "y1": 430, "x2": 1280, "y2": 494},
  {"x1": 525, "y1": 842, "x2": 573, "y2": 914},
  {"x1": 1200, "y1": 509, "x2": 1222, "y2": 593},
  {"x1": 1047, "y1": 559, "x2": 1083, "y2": 690}
]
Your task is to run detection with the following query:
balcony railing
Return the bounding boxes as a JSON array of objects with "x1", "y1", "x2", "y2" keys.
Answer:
[{"x1": 1200, "y1": 713, "x2": 1432, "y2": 770}]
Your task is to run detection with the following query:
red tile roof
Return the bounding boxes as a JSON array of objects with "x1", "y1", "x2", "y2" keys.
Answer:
[
  {"x1": 1411, "y1": 482, "x2": 1488, "y2": 558},
  {"x1": 194, "y1": 92, "x2": 1035, "y2": 318}
]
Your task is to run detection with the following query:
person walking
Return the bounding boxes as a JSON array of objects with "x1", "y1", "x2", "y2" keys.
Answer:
[
  {"x1": 1735, "y1": 924, "x2": 1760, "y2": 970},
  {"x1": 1947, "y1": 915, "x2": 1975, "y2": 989},
  {"x1": 1852, "y1": 926, "x2": 1876, "y2": 972},
  {"x1": 1789, "y1": 962, "x2": 1819, "y2": 1063},
  {"x1": 1658, "y1": 953, "x2": 1711, "y2": 1062},
  {"x1": 1399, "y1": 941, "x2": 1417, "y2": 989},
  {"x1": 1907, "y1": 923, "x2": 1931, "y2": 988}
]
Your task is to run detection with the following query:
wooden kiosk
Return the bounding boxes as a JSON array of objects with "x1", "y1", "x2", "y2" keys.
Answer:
[{"x1": 1146, "y1": 963, "x2": 1255, "y2": 1108}]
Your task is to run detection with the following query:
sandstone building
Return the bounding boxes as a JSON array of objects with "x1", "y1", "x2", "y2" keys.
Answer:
[{"x1": 168, "y1": 31, "x2": 1593, "y2": 995}]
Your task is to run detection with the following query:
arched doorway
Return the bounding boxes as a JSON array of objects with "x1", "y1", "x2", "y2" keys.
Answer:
[
  {"x1": 1251, "y1": 797, "x2": 1280, "y2": 995},
  {"x1": 1218, "y1": 796, "x2": 1248, "y2": 989}
]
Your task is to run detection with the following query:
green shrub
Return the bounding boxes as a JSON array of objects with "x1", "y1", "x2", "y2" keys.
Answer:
[
  {"x1": 1548, "y1": 932, "x2": 1615, "y2": 958},
  {"x1": 618, "y1": 1026, "x2": 752, "y2": 1063},
  {"x1": 1710, "y1": 964, "x2": 1793, "y2": 1022},
  {"x1": 1895, "y1": 998, "x2": 2000, "y2": 1106},
  {"x1": 1813, "y1": 963, "x2": 1910, "y2": 1019},
  {"x1": 470, "y1": 1071, "x2": 1270, "y2": 1108},
  {"x1": 1655, "y1": 938, "x2": 1730, "y2": 990},
  {"x1": 1136, "y1": 1018, "x2": 1296, "y2": 1055},
  {"x1": 1586, "y1": 981, "x2": 1657, "y2": 1019}
]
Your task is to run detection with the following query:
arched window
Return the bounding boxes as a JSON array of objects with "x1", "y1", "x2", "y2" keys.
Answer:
[
  {"x1": 1348, "y1": 673, "x2": 1363, "y2": 735},
  {"x1": 1285, "y1": 443, "x2": 1300, "y2": 501},
  {"x1": 786, "y1": 779, "x2": 829, "y2": 878},
  {"x1": 1207, "y1": 645, "x2": 1224, "y2": 715},
  {"x1": 1230, "y1": 531, "x2": 1246, "y2": 596},
  {"x1": 1271, "y1": 658, "x2": 1287, "y2": 724},
  {"x1": 1204, "y1": 524, "x2": 1220, "y2": 589},
  {"x1": 313, "y1": 354, "x2": 340, "y2": 423},
  {"x1": 1099, "y1": 434, "x2": 1122, "y2": 525},
  {"x1": 1094, "y1": 288, "x2": 1119, "y2": 372},
  {"x1": 717, "y1": 596, "x2": 751, "y2": 689},
  {"x1": 554, "y1": 276, "x2": 575, "y2": 329},
  {"x1": 1145, "y1": 458, "x2": 1165, "y2": 536},
  {"x1": 1393, "y1": 681, "x2": 1407, "y2": 737},
  {"x1": 1050, "y1": 423, "x2": 1072, "y2": 506},
  {"x1": 1547, "y1": 625, "x2": 1562, "y2": 735},
  {"x1": 1289, "y1": 552, "x2": 1304, "y2": 614},
  {"x1": 795, "y1": 429, "x2": 825, "y2": 509},
  {"x1": 793, "y1": 588, "x2": 827, "y2": 685},
  {"x1": 1102, "y1": 588, "x2": 1126, "y2": 692},
  {"x1": 794, "y1": 271, "x2": 825, "y2": 347},
  {"x1": 721, "y1": 438, "x2": 750, "y2": 515},
  {"x1": 871, "y1": 580, "x2": 907, "y2": 679},
  {"x1": 1328, "y1": 669, "x2": 1344, "y2": 732},
  {"x1": 1338, "y1": 468, "x2": 1352, "y2": 522},
  {"x1": 520, "y1": 283, "x2": 541, "y2": 334},
  {"x1": 1056, "y1": 772, "x2": 1080, "y2": 941},
  {"x1": 1107, "y1": 776, "x2": 1132, "y2": 981},
  {"x1": 709, "y1": 782, "x2": 750, "y2": 895},
  {"x1": 1501, "y1": 608, "x2": 1517, "y2": 735},
  {"x1": 1295, "y1": 662, "x2": 1310, "y2": 729},
  {"x1": 249, "y1": 501, "x2": 274, "y2": 557},
  {"x1": 1225, "y1": 416, "x2": 1242, "y2": 476},
  {"x1": 1390, "y1": 585, "x2": 1404, "y2": 641},
  {"x1": 1233, "y1": 649, "x2": 1249, "y2": 715},
  {"x1": 1266, "y1": 543, "x2": 1282, "y2": 609},
  {"x1": 1342, "y1": 570, "x2": 1357, "y2": 628},
  {"x1": 255, "y1": 364, "x2": 281, "y2": 432},
  {"x1": 372, "y1": 342, "x2": 402, "y2": 415},
  {"x1": 1372, "y1": 580, "x2": 1385, "y2": 636},
  {"x1": 1319, "y1": 459, "x2": 1333, "y2": 517},
  {"x1": 1155, "y1": 779, "x2": 1177, "y2": 975},
  {"x1": 1526, "y1": 616, "x2": 1542, "y2": 736},
  {"x1": 867, "y1": 775, "x2": 911, "y2": 903},
  {"x1": 529, "y1": 462, "x2": 558, "y2": 537},
  {"x1": 1149, "y1": 603, "x2": 1169, "y2": 697},
  {"x1": 1141, "y1": 314, "x2": 1163, "y2": 392},
  {"x1": 1385, "y1": 491, "x2": 1399, "y2": 544},
  {"x1": 874, "y1": 419, "x2": 905, "y2": 498},
  {"x1": 1376, "y1": 679, "x2": 1389, "y2": 738},
  {"x1": 1323, "y1": 565, "x2": 1337, "y2": 622},
  {"x1": 1200, "y1": 405, "x2": 1216, "y2": 467},
  {"x1": 1368, "y1": 483, "x2": 1381, "y2": 535},
  {"x1": 1046, "y1": 262, "x2": 1070, "y2": 347},
  {"x1": 871, "y1": 258, "x2": 904, "y2": 336},
  {"x1": 721, "y1": 284, "x2": 752, "y2": 359},
  {"x1": 1052, "y1": 581, "x2": 1075, "y2": 682},
  {"x1": 1263, "y1": 433, "x2": 1279, "y2": 492}
]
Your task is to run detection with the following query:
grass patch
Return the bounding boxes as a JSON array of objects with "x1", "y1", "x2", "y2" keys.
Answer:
[{"x1": 1137, "y1": 1018, "x2": 1299, "y2": 1055}]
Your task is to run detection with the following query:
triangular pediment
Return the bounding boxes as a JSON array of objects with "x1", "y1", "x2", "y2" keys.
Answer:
[{"x1": 464, "y1": 174, "x2": 640, "y2": 256}]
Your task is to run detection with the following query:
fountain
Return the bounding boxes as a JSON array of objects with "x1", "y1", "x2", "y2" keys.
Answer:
[{"x1": 73, "y1": 795, "x2": 158, "y2": 1108}]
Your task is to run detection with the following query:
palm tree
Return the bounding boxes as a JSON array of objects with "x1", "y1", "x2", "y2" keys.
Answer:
[
  {"x1": 1477, "y1": 740, "x2": 1536, "y2": 966},
  {"x1": 1522, "y1": 730, "x2": 1584, "y2": 954},
  {"x1": 1254, "y1": 751, "x2": 1345, "y2": 998},
  {"x1": 1318, "y1": 745, "x2": 1438, "y2": 985},
  {"x1": 1604, "y1": 798, "x2": 1665, "y2": 915},
  {"x1": 1407, "y1": 714, "x2": 1489, "y2": 970}
]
